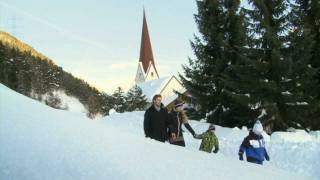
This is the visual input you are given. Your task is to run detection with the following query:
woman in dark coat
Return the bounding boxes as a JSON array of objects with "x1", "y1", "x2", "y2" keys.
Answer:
[{"x1": 168, "y1": 100, "x2": 196, "y2": 147}]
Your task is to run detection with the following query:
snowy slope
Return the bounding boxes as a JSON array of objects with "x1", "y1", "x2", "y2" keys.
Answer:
[
  {"x1": 29, "y1": 89, "x2": 88, "y2": 114},
  {"x1": 41, "y1": 90, "x2": 88, "y2": 113},
  {"x1": 103, "y1": 112, "x2": 320, "y2": 179},
  {"x1": 0, "y1": 84, "x2": 315, "y2": 180}
]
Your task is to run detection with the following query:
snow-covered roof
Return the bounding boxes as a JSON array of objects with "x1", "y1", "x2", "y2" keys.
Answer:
[
  {"x1": 136, "y1": 76, "x2": 187, "y2": 106},
  {"x1": 161, "y1": 94, "x2": 179, "y2": 107},
  {"x1": 137, "y1": 76, "x2": 172, "y2": 101}
]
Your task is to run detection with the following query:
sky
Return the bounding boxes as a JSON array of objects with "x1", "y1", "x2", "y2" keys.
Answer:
[
  {"x1": 0, "y1": 0, "x2": 200, "y2": 93},
  {"x1": 0, "y1": 0, "x2": 249, "y2": 93}
]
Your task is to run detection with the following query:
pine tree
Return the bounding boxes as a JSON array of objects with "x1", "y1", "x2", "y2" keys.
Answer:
[
  {"x1": 87, "y1": 93, "x2": 100, "y2": 118},
  {"x1": 126, "y1": 85, "x2": 148, "y2": 112},
  {"x1": 230, "y1": 0, "x2": 317, "y2": 131},
  {"x1": 219, "y1": 0, "x2": 254, "y2": 127},
  {"x1": 112, "y1": 87, "x2": 127, "y2": 113},
  {"x1": 180, "y1": 0, "x2": 248, "y2": 127},
  {"x1": 287, "y1": 0, "x2": 320, "y2": 130},
  {"x1": 7, "y1": 49, "x2": 19, "y2": 91},
  {"x1": 100, "y1": 92, "x2": 114, "y2": 116},
  {"x1": 16, "y1": 53, "x2": 32, "y2": 96},
  {"x1": 0, "y1": 42, "x2": 5, "y2": 82},
  {"x1": 302, "y1": 0, "x2": 320, "y2": 84}
]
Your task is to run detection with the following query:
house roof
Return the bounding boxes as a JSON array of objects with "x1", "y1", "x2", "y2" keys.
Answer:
[
  {"x1": 136, "y1": 76, "x2": 187, "y2": 106},
  {"x1": 137, "y1": 76, "x2": 171, "y2": 101}
]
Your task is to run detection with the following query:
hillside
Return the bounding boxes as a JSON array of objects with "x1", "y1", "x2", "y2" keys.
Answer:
[
  {"x1": 0, "y1": 31, "x2": 112, "y2": 117},
  {"x1": 0, "y1": 83, "x2": 316, "y2": 180},
  {"x1": 0, "y1": 31, "x2": 50, "y2": 61}
]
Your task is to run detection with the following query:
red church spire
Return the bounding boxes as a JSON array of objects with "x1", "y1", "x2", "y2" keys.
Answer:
[{"x1": 139, "y1": 9, "x2": 157, "y2": 74}]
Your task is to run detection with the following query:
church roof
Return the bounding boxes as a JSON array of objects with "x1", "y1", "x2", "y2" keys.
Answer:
[
  {"x1": 136, "y1": 76, "x2": 186, "y2": 106},
  {"x1": 137, "y1": 76, "x2": 171, "y2": 101},
  {"x1": 139, "y1": 10, "x2": 158, "y2": 75}
]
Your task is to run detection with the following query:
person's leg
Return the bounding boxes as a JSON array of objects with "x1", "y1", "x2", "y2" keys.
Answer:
[
  {"x1": 247, "y1": 157, "x2": 262, "y2": 165},
  {"x1": 179, "y1": 140, "x2": 186, "y2": 147},
  {"x1": 171, "y1": 140, "x2": 185, "y2": 147}
]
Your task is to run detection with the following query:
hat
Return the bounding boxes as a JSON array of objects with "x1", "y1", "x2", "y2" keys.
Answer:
[
  {"x1": 208, "y1": 124, "x2": 216, "y2": 131},
  {"x1": 252, "y1": 120, "x2": 263, "y2": 135},
  {"x1": 174, "y1": 99, "x2": 184, "y2": 108}
]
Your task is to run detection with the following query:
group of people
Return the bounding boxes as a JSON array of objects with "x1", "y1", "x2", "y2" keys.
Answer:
[
  {"x1": 143, "y1": 94, "x2": 270, "y2": 165},
  {"x1": 143, "y1": 94, "x2": 219, "y2": 153}
]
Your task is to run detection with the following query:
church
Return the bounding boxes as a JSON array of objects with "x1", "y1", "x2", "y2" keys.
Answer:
[{"x1": 133, "y1": 10, "x2": 187, "y2": 107}]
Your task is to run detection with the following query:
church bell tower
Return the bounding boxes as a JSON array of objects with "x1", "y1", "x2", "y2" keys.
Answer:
[{"x1": 135, "y1": 9, "x2": 159, "y2": 84}]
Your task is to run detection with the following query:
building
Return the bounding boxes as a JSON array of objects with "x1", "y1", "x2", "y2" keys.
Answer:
[{"x1": 133, "y1": 10, "x2": 187, "y2": 107}]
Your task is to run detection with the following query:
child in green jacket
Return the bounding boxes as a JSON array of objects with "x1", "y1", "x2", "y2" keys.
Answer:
[{"x1": 195, "y1": 124, "x2": 219, "y2": 153}]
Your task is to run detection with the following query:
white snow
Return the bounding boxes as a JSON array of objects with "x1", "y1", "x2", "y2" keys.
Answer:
[
  {"x1": 310, "y1": 131, "x2": 320, "y2": 140},
  {"x1": 296, "y1": 102, "x2": 309, "y2": 106},
  {"x1": 281, "y1": 91, "x2": 292, "y2": 95},
  {"x1": 161, "y1": 93, "x2": 179, "y2": 107},
  {"x1": 136, "y1": 76, "x2": 186, "y2": 106},
  {"x1": 257, "y1": 108, "x2": 267, "y2": 118},
  {"x1": 42, "y1": 90, "x2": 88, "y2": 113},
  {"x1": 0, "y1": 84, "x2": 318, "y2": 180},
  {"x1": 137, "y1": 76, "x2": 172, "y2": 102}
]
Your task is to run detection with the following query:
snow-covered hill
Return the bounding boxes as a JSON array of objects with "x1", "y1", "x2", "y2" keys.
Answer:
[
  {"x1": 40, "y1": 89, "x2": 88, "y2": 114},
  {"x1": 0, "y1": 84, "x2": 317, "y2": 180},
  {"x1": 105, "y1": 112, "x2": 320, "y2": 178}
]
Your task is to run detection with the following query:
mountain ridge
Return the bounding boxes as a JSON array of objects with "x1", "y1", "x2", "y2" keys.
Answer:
[
  {"x1": 0, "y1": 31, "x2": 51, "y2": 62},
  {"x1": 0, "y1": 31, "x2": 112, "y2": 118}
]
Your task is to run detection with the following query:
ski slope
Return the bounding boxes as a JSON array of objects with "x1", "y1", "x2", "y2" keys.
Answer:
[{"x1": 0, "y1": 84, "x2": 317, "y2": 180}]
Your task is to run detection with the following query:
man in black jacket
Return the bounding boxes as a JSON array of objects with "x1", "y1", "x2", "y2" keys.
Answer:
[{"x1": 144, "y1": 94, "x2": 170, "y2": 142}]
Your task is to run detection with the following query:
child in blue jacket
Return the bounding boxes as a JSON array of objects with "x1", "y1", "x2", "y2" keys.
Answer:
[{"x1": 238, "y1": 120, "x2": 270, "y2": 165}]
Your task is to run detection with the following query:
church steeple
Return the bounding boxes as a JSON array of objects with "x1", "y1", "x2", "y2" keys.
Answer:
[
  {"x1": 135, "y1": 9, "x2": 159, "y2": 84},
  {"x1": 140, "y1": 9, "x2": 158, "y2": 74}
]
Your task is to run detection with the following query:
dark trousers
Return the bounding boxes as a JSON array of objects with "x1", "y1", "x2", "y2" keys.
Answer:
[
  {"x1": 170, "y1": 140, "x2": 186, "y2": 147},
  {"x1": 247, "y1": 157, "x2": 263, "y2": 165}
]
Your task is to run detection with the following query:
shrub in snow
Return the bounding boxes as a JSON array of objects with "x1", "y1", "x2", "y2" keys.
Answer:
[{"x1": 44, "y1": 92, "x2": 62, "y2": 109}]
